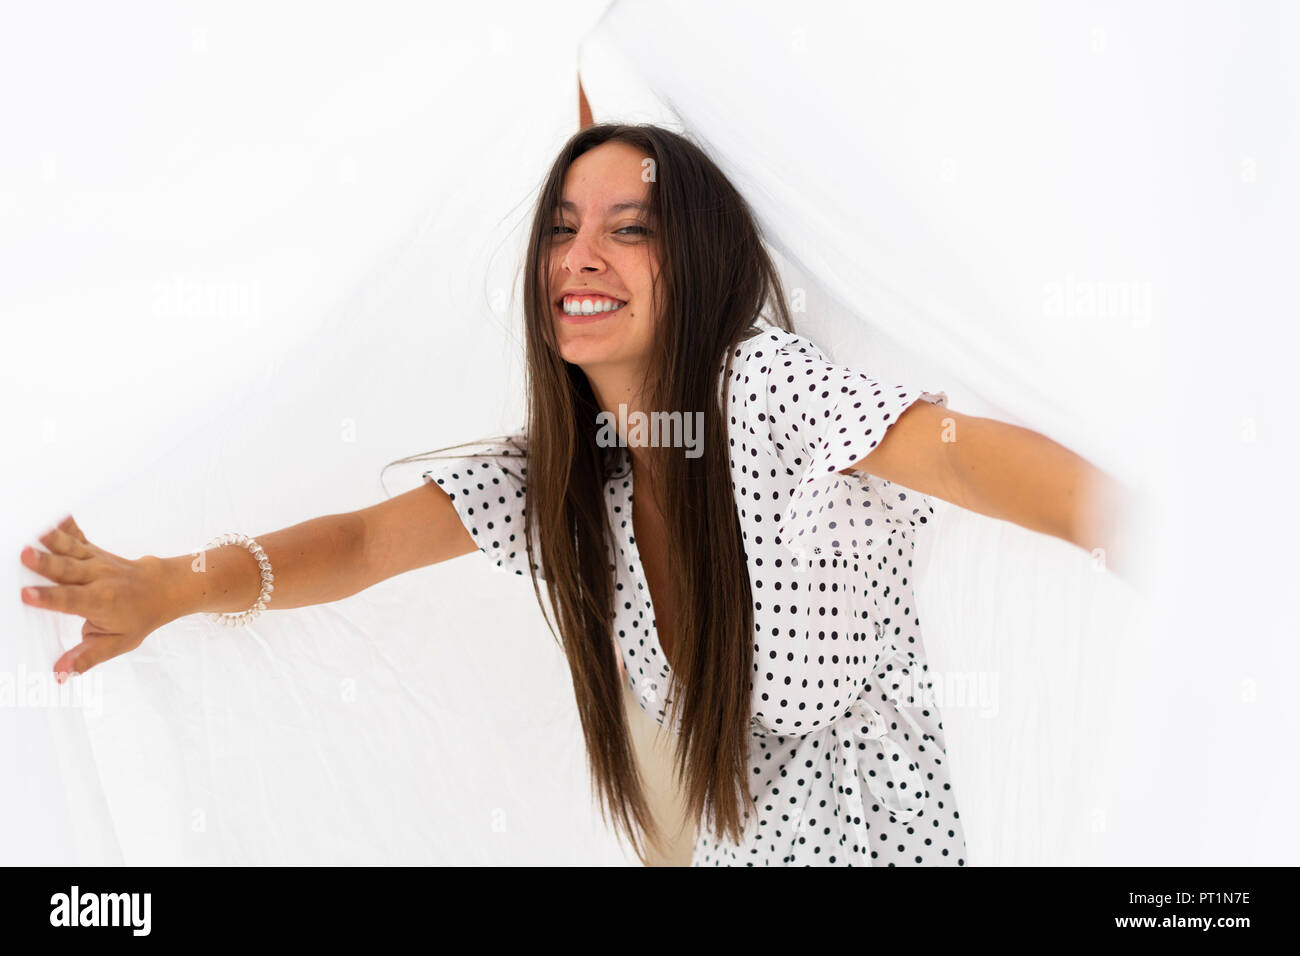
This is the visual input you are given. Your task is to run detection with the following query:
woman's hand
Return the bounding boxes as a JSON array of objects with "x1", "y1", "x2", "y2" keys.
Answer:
[{"x1": 19, "y1": 515, "x2": 174, "y2": 682}]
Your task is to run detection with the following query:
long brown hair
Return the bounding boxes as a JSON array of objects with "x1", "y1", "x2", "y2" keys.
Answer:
[{"x1": 390, "y1": 123, "x2": 795, "y2": 862}]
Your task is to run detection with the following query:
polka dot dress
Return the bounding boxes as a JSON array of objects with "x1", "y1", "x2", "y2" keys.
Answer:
[
  {"x1": 422, "y1": 327, "x2": 968, "y2": 866},
  {"x1": 420, "y1": 432, "x2": 542, "y2": 578}
]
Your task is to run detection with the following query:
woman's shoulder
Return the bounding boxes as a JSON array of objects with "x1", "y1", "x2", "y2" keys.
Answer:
[{"x1": 722, "y1": 325, "x2": 829, "y2": 383}]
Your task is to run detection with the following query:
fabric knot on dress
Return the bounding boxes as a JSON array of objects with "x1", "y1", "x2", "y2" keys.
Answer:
[
  {"x1": 836, "y1": 697, "x2": 927, "y2": 828},
  {"x1": 823, "y1": 647, "x2": 937, "y2": 859}
]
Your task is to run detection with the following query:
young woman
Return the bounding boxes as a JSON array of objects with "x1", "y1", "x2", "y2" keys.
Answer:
[{"x1": 20, "y1": 123, "x2": 1132, "y2": 867}]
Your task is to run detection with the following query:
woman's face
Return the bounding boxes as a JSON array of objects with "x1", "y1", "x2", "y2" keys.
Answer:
[{"x1": 547, "y1": 140, "x2": 660, "y2": 373}]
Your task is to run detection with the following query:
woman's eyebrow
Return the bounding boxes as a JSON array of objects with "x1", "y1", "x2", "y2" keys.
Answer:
[{"x1": 557, "y1": 199, "x2": 648, "y2": 214}]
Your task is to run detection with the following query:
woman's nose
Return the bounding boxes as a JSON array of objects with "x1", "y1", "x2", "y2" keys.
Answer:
[{"x1": 563, "y1": 228, "x2": 604, "y2": 273}]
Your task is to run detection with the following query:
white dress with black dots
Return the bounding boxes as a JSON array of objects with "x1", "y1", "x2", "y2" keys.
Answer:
[{"x1": 422, "y1": 327, "x2": 968, "y2": 866}]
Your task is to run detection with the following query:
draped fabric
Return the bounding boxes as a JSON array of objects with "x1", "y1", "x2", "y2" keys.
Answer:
[
  {"x1": 4, "y1": 1, "x2": 1296, "y2": 865},
  {"x1": 578, "y1": 0, "x2": 1300, "y2": 865},
  {"x1": 4, "y1": 1, "x2": 629, "y2": 866}
]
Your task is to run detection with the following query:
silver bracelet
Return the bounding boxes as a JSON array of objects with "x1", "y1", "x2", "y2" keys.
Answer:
[{"x1": 203, "y1": 533, "x2": 274, "y2": 626}]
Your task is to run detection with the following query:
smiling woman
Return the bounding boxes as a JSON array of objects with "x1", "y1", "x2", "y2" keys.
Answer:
[
  {"x1": 385, "y1": 117, "x2": 1138, "y2": 867},
  {"x1": 516, "y1": 123, "x2": 796, "y2": 864},
  {"x1": 546, "y1": 142, "x2": 660, "y2": 372},
  {"x1": 19, "y1": 118, "x2": 1134, "y2": 869},
  {"x1": 17, "y1": 0, "x2": 1283, "y2": 873}
]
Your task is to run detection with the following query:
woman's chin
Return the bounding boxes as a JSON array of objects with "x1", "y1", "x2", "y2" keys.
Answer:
[
  {"x1": 552, "y1": 314, "x2": 651, "y2": 370},
  {"x1": 557, "y1": 341, "x2": 610, "y2": 368},
  {"x1": 554, "y1": 323, "x2": 614, "y2": 362}
]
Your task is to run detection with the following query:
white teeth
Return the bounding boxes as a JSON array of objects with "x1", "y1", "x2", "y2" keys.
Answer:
[{"x1": 562, "y1": 297, "x2": 626, "y2": 315}]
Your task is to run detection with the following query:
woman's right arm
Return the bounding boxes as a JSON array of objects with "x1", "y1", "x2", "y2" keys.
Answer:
[
  {"x1": 159, "y1": 481, "x2": 478, "y2": 616},
  {"x1": 159, "y1": 482, "x2": 479, "y2": 616},
  {"x1": 21, "y1": 483, "x2": 478, "y2": 679}
]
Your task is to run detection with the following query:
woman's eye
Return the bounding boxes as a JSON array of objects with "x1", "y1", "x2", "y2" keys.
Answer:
[{"x1": 550, "y1": 224, "x2": 650, "y2": 237}]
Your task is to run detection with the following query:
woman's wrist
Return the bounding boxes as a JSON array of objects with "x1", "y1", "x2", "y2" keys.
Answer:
[
  {"x1": 157, "y1": 543, "x2": 269, "y2": 619},
  {"x1": 151, "y1": 554, "x2": 201, "y2": 622}
]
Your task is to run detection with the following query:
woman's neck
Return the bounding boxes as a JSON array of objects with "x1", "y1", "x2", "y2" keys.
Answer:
[{"x1": 592, "y1": 365, "x2": 676, "y2": 479}]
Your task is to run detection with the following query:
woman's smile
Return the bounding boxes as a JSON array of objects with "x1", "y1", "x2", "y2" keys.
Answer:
[{"x1": 555, "y1": 293, "x2": 629, "y2": 324}]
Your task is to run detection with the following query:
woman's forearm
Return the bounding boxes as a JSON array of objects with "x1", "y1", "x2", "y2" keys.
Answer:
[
  {"x1": 155, "y1": 513, "x2": 368, "y2": 619},
  {"x1": 1066, "y1": 462, "x2": 1146, "y2": 583},
  {"x1": 949, "y1": 416, "x2": 1140, "y2": 576}
]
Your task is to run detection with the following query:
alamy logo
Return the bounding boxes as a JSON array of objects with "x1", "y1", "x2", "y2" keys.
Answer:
[
  {"x1": 595, "y1": 404, "x2": 705, "y2": 459},
  {"x1": 49, "y1": 885, "x2": 151, "y2": 936}
]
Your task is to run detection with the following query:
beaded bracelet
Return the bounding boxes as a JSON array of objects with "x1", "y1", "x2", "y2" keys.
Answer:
[{"x1": 203, "y1": 533, "x2": 274, "y2": 626}]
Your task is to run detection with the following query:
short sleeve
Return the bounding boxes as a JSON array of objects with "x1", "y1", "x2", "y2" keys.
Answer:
[
  {"x1": 756, "y1": 335, "x2": 948, "y2": 562},
  {"x1": 419, "y1": 431, "x2": 543, "y2": 579}
]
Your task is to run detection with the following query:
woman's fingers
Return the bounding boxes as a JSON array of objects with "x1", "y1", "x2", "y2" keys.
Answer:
[
  {"x1": 19, "y1": 516, "x2": 163, "y2": 680},
  {"x1": 20, "y1": 514, "x2": 111, "y2": 610},
  {"x1": 58, "y1": 514, "x2": 88, "y2": 545},
  {"x1": 54, "y1": 632, "x2": 135, "y2": 682},
  {"x1": 20, "y1": 580, "x2": 90, "y2": 618},
  {"x1": 37, "y1": 525, "x2": 96, "y2": 560},
  {"x1": 20, "y1": 544, "x2": 96, "y2": 585}
]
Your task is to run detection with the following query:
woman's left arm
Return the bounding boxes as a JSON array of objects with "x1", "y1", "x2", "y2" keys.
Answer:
[{"x1": 841, "y1": 399, "x2": 1143, "y2": 582}]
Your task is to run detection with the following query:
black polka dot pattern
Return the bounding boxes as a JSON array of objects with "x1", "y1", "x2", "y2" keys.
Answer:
[
  {"x1": 763, "y1": 335, "x2": 950, "y2": 564},
  {"x1": 423, "y1": 328, "x2": 968, "y2": 866},
  {"x1": 420, "y1": 434, "x2": 542, "y2": 578}
]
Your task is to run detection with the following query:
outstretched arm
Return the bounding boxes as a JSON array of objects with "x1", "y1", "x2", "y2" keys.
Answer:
[{"x1": 842, "y1": 399, "x2": 1143, "y2": 582}]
